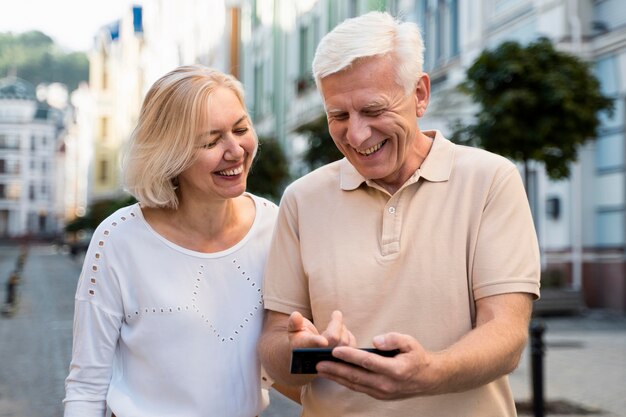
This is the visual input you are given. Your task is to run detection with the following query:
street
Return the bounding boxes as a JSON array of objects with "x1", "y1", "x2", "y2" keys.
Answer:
[{"x1": 0, "y1": 244, "x2": 77, "y2": 417}]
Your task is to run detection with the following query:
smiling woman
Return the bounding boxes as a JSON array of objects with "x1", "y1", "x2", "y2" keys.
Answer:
[{"x1": 62, "y1": 65, "x2": 294, "y2": 417}]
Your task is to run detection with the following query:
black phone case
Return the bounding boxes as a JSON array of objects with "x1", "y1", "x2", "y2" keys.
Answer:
[{"x1": 290, "y1": 347, "x2": 400, "y2": 374}]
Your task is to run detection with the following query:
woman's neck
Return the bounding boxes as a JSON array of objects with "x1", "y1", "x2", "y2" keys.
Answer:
[{"x1": 142, "y1": 195, "x2": 255, "y2": 253}]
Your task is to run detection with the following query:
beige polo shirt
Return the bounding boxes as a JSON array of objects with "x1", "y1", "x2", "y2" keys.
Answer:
[{"x1": 263, "y1": 131, "x2": 540, "y2": 417}]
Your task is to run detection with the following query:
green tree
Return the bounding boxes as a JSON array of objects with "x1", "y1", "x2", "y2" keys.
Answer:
[
  {"x1": 0, "y1": 30, "x2": 88, "y2": 91},
  {"x1": 247, "y1": 137, "x2": 291, "y2": 202},
  {"x1": 450, "y1": 37, "x2": 613, "y2": 187},
  {"x1": 296, "y1": 114, "x2": 344, "y2": 172}
]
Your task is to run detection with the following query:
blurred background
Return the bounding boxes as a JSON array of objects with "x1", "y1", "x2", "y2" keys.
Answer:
[{"x1": 0, "y1": 0, "x2": 625, "y2": 416}]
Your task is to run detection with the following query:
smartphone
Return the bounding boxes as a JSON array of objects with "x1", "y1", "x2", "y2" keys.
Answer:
[{"x1": 290, "y1": 347, "x2": 400, "y2": 374}]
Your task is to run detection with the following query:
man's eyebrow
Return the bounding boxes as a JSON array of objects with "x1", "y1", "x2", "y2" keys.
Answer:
[
  {"x1": 326, "y1": 107, "x2": 345, "y2": 115},
  {"x1": 361, "y1": 101, "x2": 385, "y2": 110}
]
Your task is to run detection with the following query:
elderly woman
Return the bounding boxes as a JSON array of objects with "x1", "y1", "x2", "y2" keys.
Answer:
[{"x1": 63, "y1": 65, "x2": 295, "y2": 417}]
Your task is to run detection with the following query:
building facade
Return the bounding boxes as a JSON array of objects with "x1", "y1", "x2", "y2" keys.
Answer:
[
  {"x1": 0, "y1": 77, "x2": 65, "y2": 238},
  {"x1": 88, "y1": 5, "x2": 146, "y2": 203}
]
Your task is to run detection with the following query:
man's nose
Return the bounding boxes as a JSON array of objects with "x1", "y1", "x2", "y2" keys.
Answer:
[{"x1": 345, "y1": 116, "x2": 371, "y2": 147}]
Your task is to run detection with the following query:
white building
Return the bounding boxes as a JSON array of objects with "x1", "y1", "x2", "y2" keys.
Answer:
[
  {"x1": 0, "y1": 77, "x2": 65, "y2": 238},
  {"x1": 87, "y1": 5, "x2": 146, "y2": 202}
]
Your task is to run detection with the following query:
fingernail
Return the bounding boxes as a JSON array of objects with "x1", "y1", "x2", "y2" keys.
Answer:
[{"x1": 373, "y1": 335, "x2": 385, "y2": 347}]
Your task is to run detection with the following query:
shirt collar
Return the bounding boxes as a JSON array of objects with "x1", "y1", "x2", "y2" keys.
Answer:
[{"x1": 339, "y1": 129, "x2": 455, "y2": 191}]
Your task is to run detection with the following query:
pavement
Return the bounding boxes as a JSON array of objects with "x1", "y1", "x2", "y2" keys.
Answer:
[
  {"x1": 509, "y1": 310, "x2": 626, "y2": 417},
  {"x1": 1, "y1": 244, "x2": 625, "y2": 417}
]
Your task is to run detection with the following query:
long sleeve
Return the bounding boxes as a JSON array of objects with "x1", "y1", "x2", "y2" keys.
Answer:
[{"x1": 64, "y1": 225, "x2": 124, "y2": 417}]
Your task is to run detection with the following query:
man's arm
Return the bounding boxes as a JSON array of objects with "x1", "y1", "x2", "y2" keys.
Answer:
[
  {"x1": 316, "y1": 292, "x2": 533, "y2": 399},
  {"x1": 258, "y1": 310, "x2": 357, "y2": 387}
]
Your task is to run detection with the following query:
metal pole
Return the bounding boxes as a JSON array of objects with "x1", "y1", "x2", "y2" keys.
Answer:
[{"x1": 530, "y1": 320, "x2": 546, "y2": 417}]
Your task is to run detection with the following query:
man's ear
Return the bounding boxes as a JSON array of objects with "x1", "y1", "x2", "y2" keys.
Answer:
[{"x1": 414, "y1": 73, "x2": 430, "y2": 118}]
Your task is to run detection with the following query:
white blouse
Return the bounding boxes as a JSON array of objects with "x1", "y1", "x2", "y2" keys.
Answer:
[{"x1": 64, "y1": 194, "x2": 278, "y2": 417}]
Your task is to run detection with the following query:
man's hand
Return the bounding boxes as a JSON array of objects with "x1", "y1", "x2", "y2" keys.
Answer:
[
  {"x1": 315, "y1": 293, "x2": 533, "y2": 400},
  {"x1": 259, "y1": 309, "x2": 357, "y2": 386},
  {"x1": 316, "y1": 332, "x2": 434, "y2": 400},
  {"x1": 288, "y1": 310, "x2": 357, "y2": 349}
]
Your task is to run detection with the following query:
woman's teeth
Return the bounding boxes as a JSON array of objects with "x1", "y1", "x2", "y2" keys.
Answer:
[{"x1": 218, "y1": 166, "x2": 244, "y2": 176}]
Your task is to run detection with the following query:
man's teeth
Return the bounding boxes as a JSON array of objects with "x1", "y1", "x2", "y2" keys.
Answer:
[
  {"x1": 358, "y1": 140, "x2": 385, "y2": 156},
  {"x1": 218, "y1": 166, "x2": 244, "y2": 176}
]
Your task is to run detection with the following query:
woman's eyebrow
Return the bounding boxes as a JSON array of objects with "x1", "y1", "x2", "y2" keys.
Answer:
[{"x1": 208, "y1": 115, "x2": 248, "y2": 135}]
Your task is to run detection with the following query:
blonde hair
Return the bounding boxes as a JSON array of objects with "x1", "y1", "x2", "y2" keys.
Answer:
[
  {"x1": 312, "y1": 11, "x2": 424, "y2": 95},
  {"x1": 123, "y1": 65, "x2": 252, "y2": 208}
]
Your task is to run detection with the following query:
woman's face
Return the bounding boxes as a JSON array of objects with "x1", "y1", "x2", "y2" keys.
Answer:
[{"x1": 177, "y1": 87, "x2": 257, "y2": 202}]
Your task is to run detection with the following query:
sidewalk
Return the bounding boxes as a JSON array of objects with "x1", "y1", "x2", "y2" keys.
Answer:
[{"x1": 509, "y1": 310, "x2": 626, "y2": 416}]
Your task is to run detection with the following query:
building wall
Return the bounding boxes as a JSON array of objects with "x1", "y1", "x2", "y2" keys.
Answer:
[
  {"x1": 88, "y1": 6, "x2": 146, "y2": 203},
  {"x1": 0, "y1": 82, "x2": 64, "y2": 238}
]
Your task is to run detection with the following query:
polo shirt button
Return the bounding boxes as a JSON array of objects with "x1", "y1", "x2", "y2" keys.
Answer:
[{"x1": 388, "y1": 207, "x2": 396, "y2": 214}]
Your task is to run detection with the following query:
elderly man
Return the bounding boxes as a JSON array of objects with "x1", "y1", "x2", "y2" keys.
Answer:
[{"x1": 259, "y1": 11, "x2": 540, "y2": 417}]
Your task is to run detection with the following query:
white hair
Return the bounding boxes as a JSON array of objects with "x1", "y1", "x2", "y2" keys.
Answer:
[{"x1": 312, "y1": 11, "x2": 424, "y2": 95}]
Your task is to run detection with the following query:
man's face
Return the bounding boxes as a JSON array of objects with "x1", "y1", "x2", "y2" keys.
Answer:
[{"x1": 320, "y1": 55, "x2": 429, "y2": 194}]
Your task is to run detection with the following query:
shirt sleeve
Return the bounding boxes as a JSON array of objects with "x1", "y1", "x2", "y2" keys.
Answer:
[
  {"x1": 63, "y1": 228, "x2": 125, "y2": 417},
  {"x1": 262, "y1": 187, "x2": 313, "y2": 319},
  {"x1": 472, "y1": 164, "x2": 541, "y2": 300}
]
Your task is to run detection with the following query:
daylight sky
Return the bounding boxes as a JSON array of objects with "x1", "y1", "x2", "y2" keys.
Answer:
[{"x1": 0, "y1": 0, "x2": 141, "y2": 52}]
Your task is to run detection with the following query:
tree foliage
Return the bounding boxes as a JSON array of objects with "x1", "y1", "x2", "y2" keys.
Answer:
[
  {"x1": 0, "y1": 30, "x2": 88, "y2": 91},
  {"x1": 296, "y1": 114, "x2": 344, "y2": 171},
  {"x1": 451, "y1": 37, "x2": 613, "y2": 182},
  {"x1": 247, "y1": 137, "x2": 291, "y2": 202}
]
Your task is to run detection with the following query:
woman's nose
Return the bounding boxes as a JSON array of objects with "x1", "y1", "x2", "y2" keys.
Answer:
[{"x1": 224, "y1": 136, "x2": 245, "y2": 160}]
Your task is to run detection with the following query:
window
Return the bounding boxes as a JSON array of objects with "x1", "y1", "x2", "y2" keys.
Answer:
[
  {"x1": 348, "y1": 0, "x2": 358, "y2": 17},
  {"x1": 420, "y1": 0, "x2": 460, "y2": 70},
  {"x1": 99, "y1": 159, "x2": 109, "y2": 183},
  {"x1": 299, "y1": 25, "x2": 311, "y2": 78},
  {"x1": 1, "y1": 159, "x2": 20, "y2": 175},
  {"x1": 596, "y1": 209, "x2": 624, "y2": 247},
  {"x1": 253, "y1": 63, "x2": 264, "y2": 121},
  {"x1": 297, "y1": 23, "x2": 315, "y2": 93},
  {"x1": 596, "y1": 133, "x2": 624, "y2": 172},
  {"x1": 102, "y1": 68, "x2": 109, "y2": 90},
  {"x1": 594, "y1": 55, "x2": 624, "y2": 173},
  {"x1": 100, "y1": 117, "x2": 109, "y2": 140}
]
